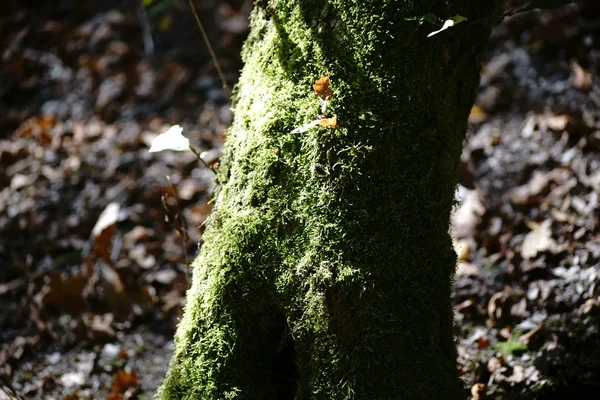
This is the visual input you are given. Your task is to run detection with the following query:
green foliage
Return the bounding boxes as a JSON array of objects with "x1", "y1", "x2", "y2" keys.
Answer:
[
  {"x1": 404, "y1": 12, "x2": 438, "y2": 25},
  {"x1": 494, "y1": 339, "x2": 528, "y2": 356}
]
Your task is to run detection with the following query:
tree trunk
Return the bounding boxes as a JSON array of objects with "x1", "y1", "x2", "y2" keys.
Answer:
[{"x1": 159, "y1": 1, "x2": 500, "y2": 398}]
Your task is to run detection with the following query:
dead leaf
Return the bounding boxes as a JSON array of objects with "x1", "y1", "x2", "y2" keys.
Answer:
[
  {"x1": 471, "y1": 383, "x2": 486, "y2": 400},
  {"x1": 42, "y1": 272, "x2": 90, "y2": 314},
  {"x1": 146, "y1": 269, "x2": 177, "y2": 285},
  {"x1": 12, "y1": 115, "x2": 56, "y2": 139},
  {"x1": 487, "y1": 287, "x2": 524, "y2": 325},
  {"x1": 469, "y1": 105, "x2": 487, "y2": 124},
  {"x1": 318, "y1": 115, "x2": 337, "y2": 128},
  {"x1": 92, "y1": 203, "x2": 121, "y2": 238},
  {"x1": 456, "y1": 262, "x2": 479, "y2": 277},
  {"x1": 453, "y1": 238, "x2": 471, "y2": 261},
  {"x1": 477, "y1": 337, "x2": 489, "y2": 350},
  {"x1": 519, "y1": 320, "x2": 544, "y2": 345},
  {"x1": 570, "y1": 61, "x2": 592, "y2": 90},
  {"x1": 123, "y1": 226, "x2": 153, "y2": 244},
  {"x1": 521, "y1": 220, "x2": 556, "y2": 259},
  {"x1": 92, "y1": 203, "x2": 120, "y2": 263},
  {"x1": 313, "y1": 75, "x2": 332, "y2": 100},
  {"x1": 508, "y1": 170, "x2": 552, "y2": 206},
  {"x1": 111, "y1": 369, "x2": 138, "y2": 395},
  {"x1": 537, "y1": 114, "x2": 572, "y2": 132},
  {"x1": 83, "y1": 313, "x2": 115, "y2": 337},
  {"x1": 451, "y1": 187, "x2": 485, "y2": 239}
]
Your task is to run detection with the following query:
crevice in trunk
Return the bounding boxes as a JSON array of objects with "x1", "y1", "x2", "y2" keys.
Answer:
[{"x1": 267, "y1": 311, "x2": 298, "y2": 400}]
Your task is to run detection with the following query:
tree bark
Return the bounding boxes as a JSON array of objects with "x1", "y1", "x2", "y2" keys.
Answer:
[{"x1": 159, "y1": 1, "x2": 501, "y2": 399}]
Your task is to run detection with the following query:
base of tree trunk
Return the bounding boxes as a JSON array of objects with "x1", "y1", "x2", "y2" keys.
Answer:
[{"x1": 159, "y1": 1, "x2": 500, "y2": 398}]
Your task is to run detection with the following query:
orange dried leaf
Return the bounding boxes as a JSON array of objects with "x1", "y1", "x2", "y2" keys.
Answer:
[
  {"x1": 468, "y1": 105, "x2": 487, "y2": 124},
  {"x1": 318, "y1": 115, "x2": 337, "y2": 128},
  {"x1": 112, "y1": 370, "x2": 138, "y2": 394},
  {"x1": 476, "y1": 337, "x2": 489, "y2": 349},
  {"x1": 313, "y1": 75, "x2": 332, "y2": 99}
]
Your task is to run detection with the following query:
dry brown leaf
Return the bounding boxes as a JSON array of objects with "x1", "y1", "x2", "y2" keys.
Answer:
[
  {"x1": 451, "y1": 187, "x2": 485, "y2": 239},
  {"x1": 112, "y1": 369, "x2": 138, "y2": 395},
  {"x1": 537, "y1": 114, "x2": 572, "y2": 132},
  {"x1": 570, "y1": 61, "x2": 592, "y2": 90},
  {"x1": 519, "y1": 320, "x2": 544, "y2": 345},
  {"x1": 471, "y1": 383, "x2": 486, "y2": 400},
  {"x1": 42, "y1": 272, "x2": 90, "y2": 314},
  {"x1": 12, "y1": 116, "x2": 57, "y2": 139},
  {"x1": 313, "y1": 75, "x2": 332, "y2": 100},
  {"x1": 468, "y1": 105, "x2": 487, "y2": 124},
  {"x1": 456, "y1": 262, "x2": 479, "y2": 277},
  {"x1": 521, "y1": 219, "x2": 556, "y2": 259},
  {"x1": 318, "y1": 115, "x2": 337, "y2": 128},
  {"x1": 476, "y1": 337, "x2": 489, "y2": 350},
  {"x1": 92, "y1": 203, "x2": 120, "y2": 238},
  {"x1": 92, "y1": 203, "x2": 120, "y2": 263},
  {"x1": 83, "y1": 312, "x2": 115, "y2": 337}
]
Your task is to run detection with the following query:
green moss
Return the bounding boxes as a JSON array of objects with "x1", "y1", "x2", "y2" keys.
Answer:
[{"x1": 158, "y1": 1, "x2": 502, "y2": 399}]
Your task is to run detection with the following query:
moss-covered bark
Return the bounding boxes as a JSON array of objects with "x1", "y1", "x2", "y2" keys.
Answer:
[{"x1": 159, "y1": 1, "x2": 501, "y2": 399}]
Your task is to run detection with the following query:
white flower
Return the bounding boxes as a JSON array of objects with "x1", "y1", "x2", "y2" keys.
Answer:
[
  {"x1": 427, "y1": 19, "x2": 455, "y2": 37},
  {"x1": 148, "y1": 125, "x2": 190, "y2": 152}
]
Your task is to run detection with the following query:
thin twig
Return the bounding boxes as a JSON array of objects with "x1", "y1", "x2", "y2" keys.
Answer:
[
  {"x1": 138, "y1": 1, "x2": 155, "y2": 55},
  {"x1": 163, "y1": 177, "x2": 191, "y2": 290},
  {"x1": 187, "y1": 0, "x2": 232, "y2": 97},
  {"x1": 189, "y1": 145, "x2": 218, "y2": 174}
]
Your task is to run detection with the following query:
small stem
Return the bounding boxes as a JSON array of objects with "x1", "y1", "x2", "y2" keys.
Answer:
[
  {"x1": 138, "y1": 1, "x2": 155, "y2": 55},
  {"x1": 189, "y1": 145, "x2": 218, "y2": 174},
  {"x1": 166, "y1": 177, "x2": 190, "y2": 290},
  {"x1": 187, "y1": 0, "x2": 232, "y2": 97}
]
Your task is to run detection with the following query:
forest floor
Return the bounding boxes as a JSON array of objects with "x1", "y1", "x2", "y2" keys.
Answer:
[{"x1": 1, "y1": 1, "x2": 599, "y2": 399}]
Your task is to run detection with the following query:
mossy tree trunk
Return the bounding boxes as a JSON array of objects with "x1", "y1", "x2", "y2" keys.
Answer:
[{"x1": 159, "y1": 1, "x2": 501, "y2": 399}]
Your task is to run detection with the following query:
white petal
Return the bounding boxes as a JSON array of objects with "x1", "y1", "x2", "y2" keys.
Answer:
[
  {"x1": 148, "y1": 125, "x2": 190, "y2": 152},
  {"x1": 427, "y1": 19, "x2": 455, "y2": 37},
  {"x1": 291, "y1": 119, "x2": 321, "y2": 134}
]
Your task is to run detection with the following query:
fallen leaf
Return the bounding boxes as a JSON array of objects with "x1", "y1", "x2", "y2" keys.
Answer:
[
  {"x1": 471, "y1": 383, "x2": 486, "y2": 400},
  {"x1": 456, "y1": 262, "x2": 479, "y2": 277},
  {"x1": 508, "y1": 170, "x2": 553, "y2": 205},
  {"x1": 519, "y1": 320, "x2": 544, "y2": 345},
  {"x1": 92, "y1": 202, "x2": 120, "y2": 264},
  {"x1": 537, "y1": 114, "x2": 572, "y2": 132},
  {"x1": 570, "y1": 61, "x2": 592, "y2": 90},
  {"x1": 313, "y1": 75, "x2": 332, "y2": 100},
  {"x1": 521, "y1": 219, "x2": 556, "y2": 259},
  {"x1": 468, "y1": 105, "x2": 487, "y2": 124},
  {"x1": 451, "y1": 186, "x2": 485, "y2": 239},
  {"x1": 146, "y1": 269, "x2": 177, "y2": 285},
  {"x1": 318, "y1": 115, "x2": 337, "y2": 128},
  {"x1": 112, "y1": 369, "x2": 138, "y2": 395},
  {"x1": 92, "y1": 203, "x2": 121, "y2": 238},
  {"x1": 487, "y1": 287, "x2": 524, "y2": 325},
  {"x1": 477, "y1": 337, "x2": 489, "y2": 350},
  {"x1": 83, "y1": 313, "x2": 116, "y2": 337},
  {"x1": 453, "y1": 238, "x2": 471, "y2": 261},
  {"x1": 60, "y1": 371, "x2": 85, "y2": 388},
  {"x1": 43, "y1": 272, "x2": 90, "y2": 314}
]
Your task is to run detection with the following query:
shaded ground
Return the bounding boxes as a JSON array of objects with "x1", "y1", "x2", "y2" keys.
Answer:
[{"x1": 1, "y1": 1, "x2": 599, "y2": 399}]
